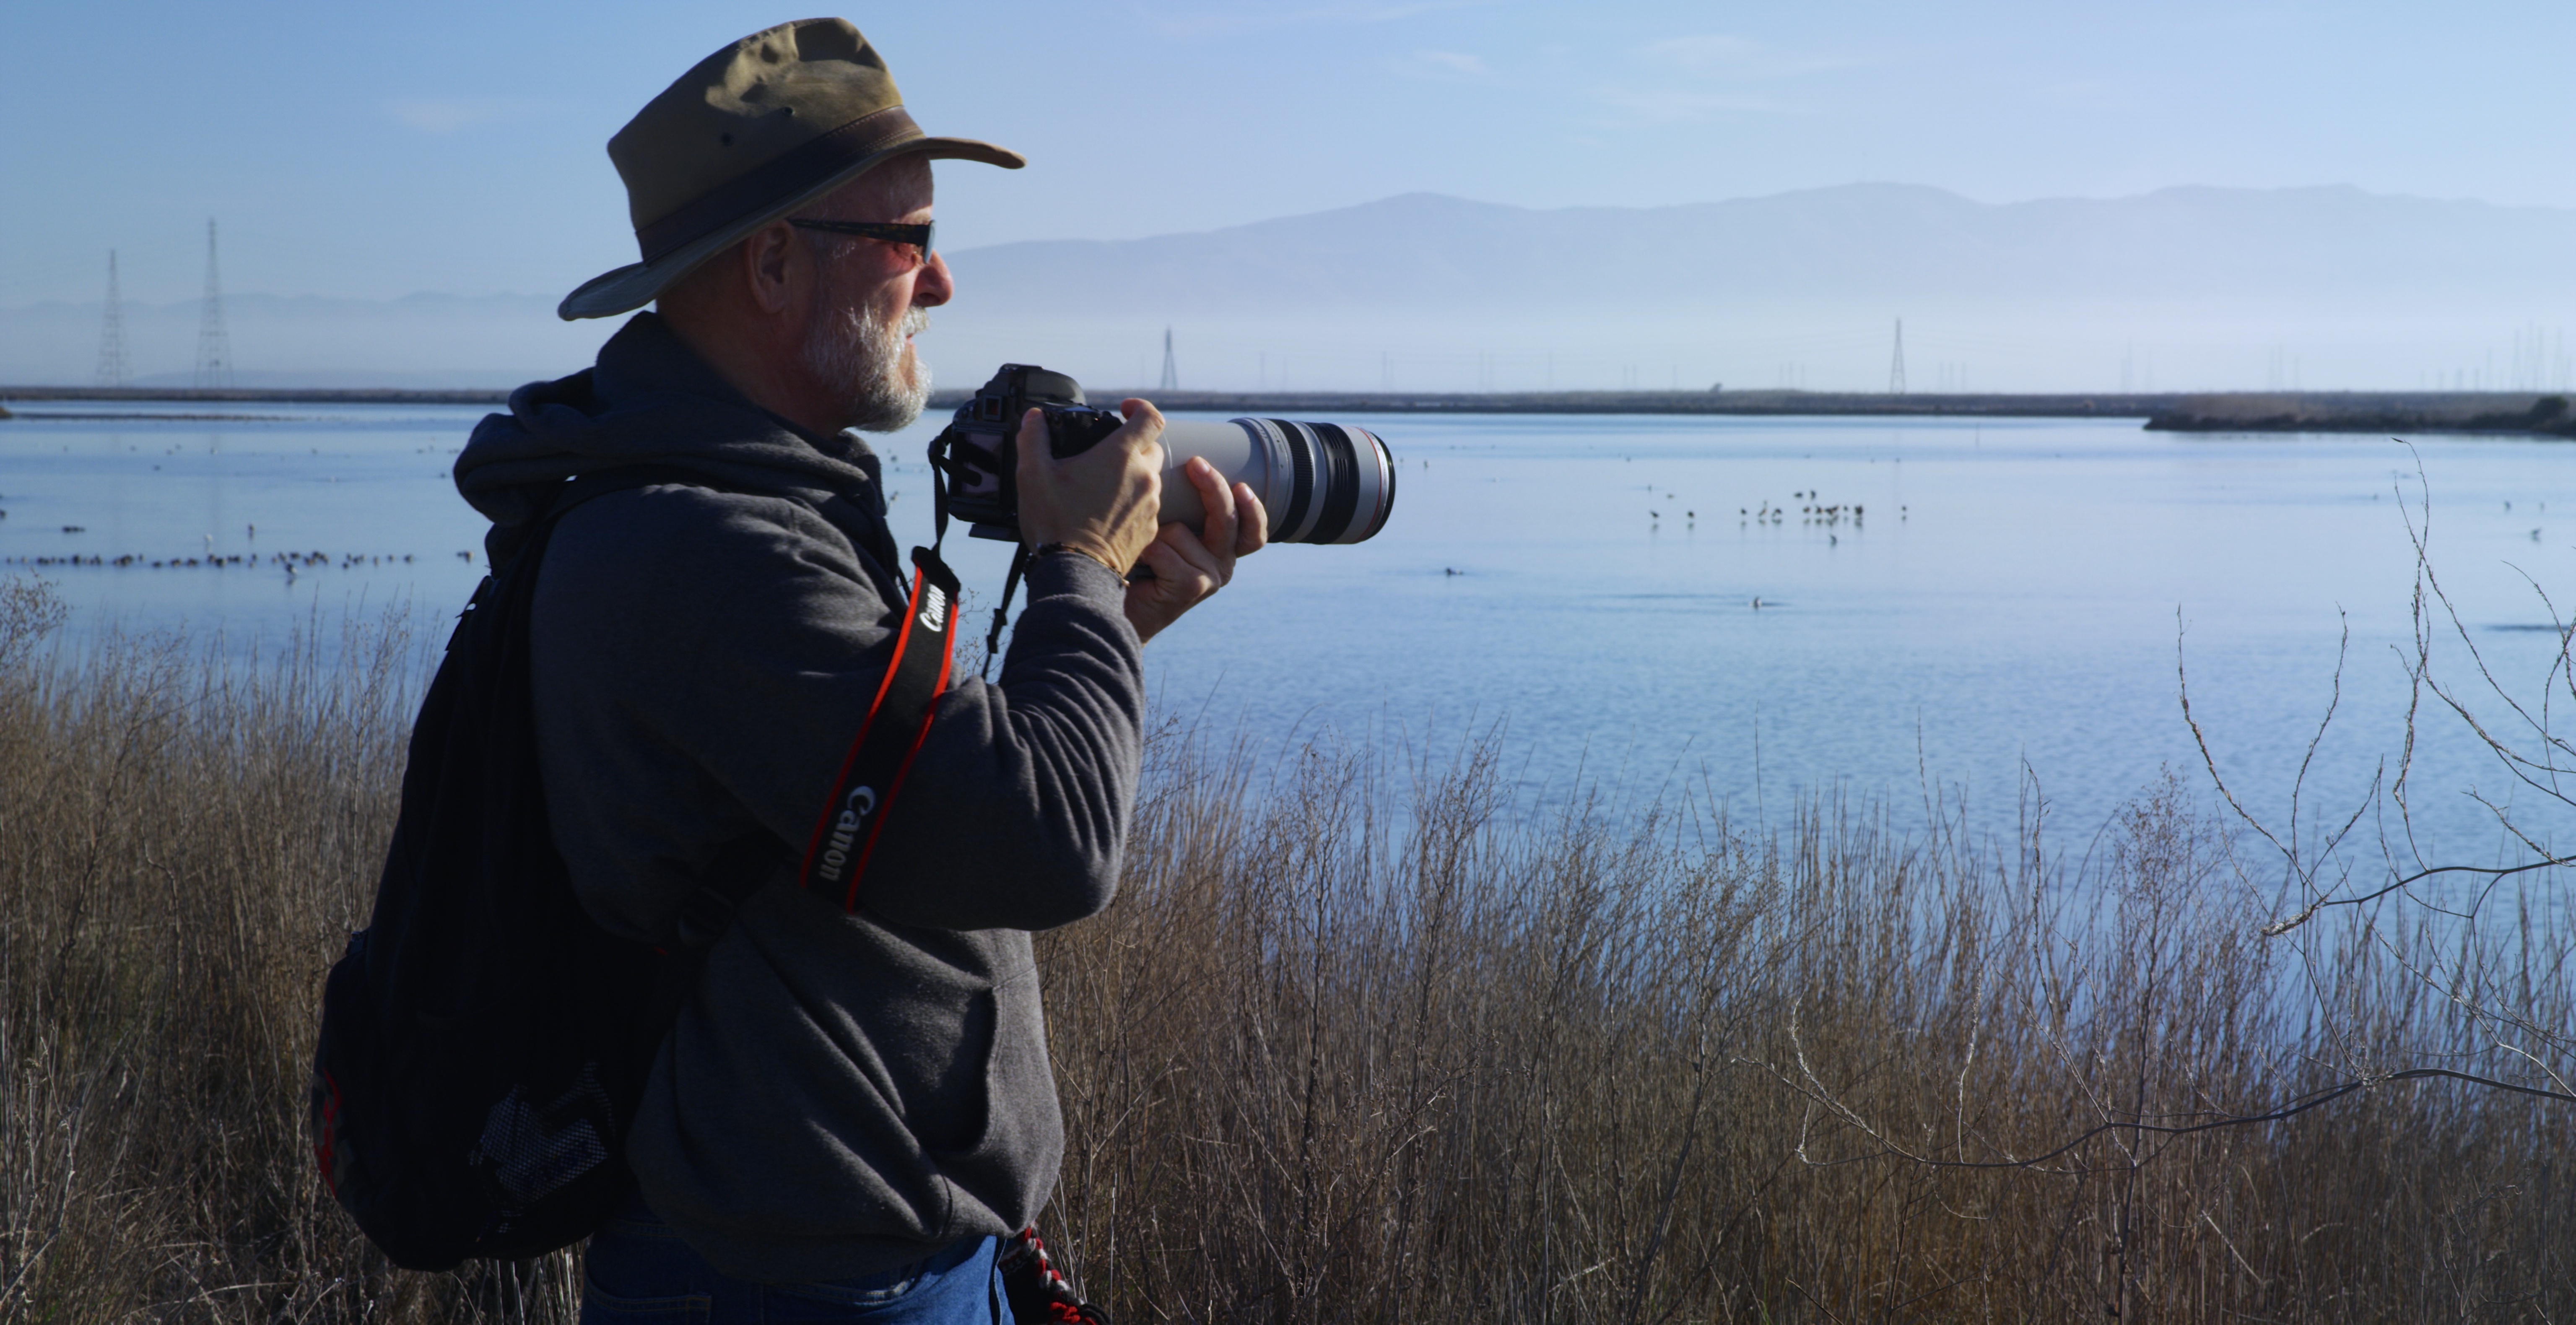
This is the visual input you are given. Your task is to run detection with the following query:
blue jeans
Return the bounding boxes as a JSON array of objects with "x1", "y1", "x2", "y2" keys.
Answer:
[{"x1": 581, "y1": 1198, "x2": 1012, "y2": 1324}]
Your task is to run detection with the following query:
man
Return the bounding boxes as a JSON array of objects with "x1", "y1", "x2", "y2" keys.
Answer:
[{"x1": 451, "y1": 19, "x2": 1262, "y2": 1322}]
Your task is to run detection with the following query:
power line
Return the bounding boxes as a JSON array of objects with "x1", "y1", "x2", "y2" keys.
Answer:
[
  {"x1": 195, "y1": 219, "x2": 232, "y2": 389},
  {"x1": 1887, "y1": 317, "x2": 1907, "y2": 395},
  {"x1": 1158, "y1": 326, "x2": 1178, "y2": 391},
  {"x1": 95, "y1": 250, "x2": 130, "y2": 388}
]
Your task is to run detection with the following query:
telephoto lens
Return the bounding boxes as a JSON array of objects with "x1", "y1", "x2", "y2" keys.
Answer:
[
  {"x1": 930, "y1": 364, "x2": 1397, "y2": 546},
  {"x1": 1152, "y1": 418, "x2": 1395, "y2": 545}
]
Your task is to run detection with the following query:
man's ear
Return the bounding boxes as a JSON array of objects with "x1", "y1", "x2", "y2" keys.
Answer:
[{"x1": 743, "y1": 221, "x2": 802, "y2": 316}]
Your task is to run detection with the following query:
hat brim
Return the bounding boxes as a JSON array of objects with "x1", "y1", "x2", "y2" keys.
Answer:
[{"x1": 558, "y1": 136, "x2": 1023, "y2": 321}]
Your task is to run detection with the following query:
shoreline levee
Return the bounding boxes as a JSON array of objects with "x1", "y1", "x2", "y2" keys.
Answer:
[{"x1": 4, "y1": 385, "x2": 2574, "y2": 436}]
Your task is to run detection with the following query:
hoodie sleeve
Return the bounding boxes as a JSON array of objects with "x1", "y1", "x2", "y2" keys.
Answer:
[{"x1": 530, "y1": 483, "x2": 1143, "y2": 938}]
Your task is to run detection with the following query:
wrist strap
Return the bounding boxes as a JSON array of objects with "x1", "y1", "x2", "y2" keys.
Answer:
[
  {"x1": 983, "y1": 542, "x2": 1034, "y2": 681},
  {"x1": 982, "y1": 543, "x2": 1122, "y2": 682}
]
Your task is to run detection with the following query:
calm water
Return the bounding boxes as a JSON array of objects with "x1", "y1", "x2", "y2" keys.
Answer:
[{"x1": 8, "y1": 400, "x2": 2574, "y2": 868}]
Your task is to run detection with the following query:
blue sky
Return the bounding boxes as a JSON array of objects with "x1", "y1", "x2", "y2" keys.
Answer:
[{"x1": 7, "y1": 0, "x2": 2576, "y2": 307}]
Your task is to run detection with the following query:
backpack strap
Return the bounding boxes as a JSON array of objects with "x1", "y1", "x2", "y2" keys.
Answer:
[
  {"x1": 499, "y1": 467, "x2": 797, "y2": 1063},
  {"x1": 671, "y1": 833, "x2": 779, "y2": 945},
  {"x1": 501, "y1": 464, "x2": 713, "y2": 572},
  {"x1": 637, "y1": 827, "x2": 781, "y2": 1052},
  {"x1": 509, "y1": 464, "x2": 797, "y2": 943}
]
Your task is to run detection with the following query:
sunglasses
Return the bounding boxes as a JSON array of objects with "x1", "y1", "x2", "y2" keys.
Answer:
[{"x1": 789, "y1": 218, "x2": 934, "y2": 265}]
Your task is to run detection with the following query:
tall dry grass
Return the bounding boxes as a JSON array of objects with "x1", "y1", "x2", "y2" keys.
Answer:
[
  {"x1": 0, "y1": 584, "x2": 576, "y2": 1322},
  {"x1": 1, "y1": 574, "x2": 2567, "y2": 1322},
  {"x1": 1041, "y1": 735, "x2": 2571, "y2": 1322}
]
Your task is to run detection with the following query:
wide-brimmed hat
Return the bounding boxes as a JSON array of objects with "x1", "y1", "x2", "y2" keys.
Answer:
[{"x1": 559, "y1": 18, "x2": 1023, "y2": 321}]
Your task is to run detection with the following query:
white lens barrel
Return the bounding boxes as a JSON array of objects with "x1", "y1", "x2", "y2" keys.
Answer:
[{"x1": 1154, "y1": 418, "x2": 1397, "y2": 545}]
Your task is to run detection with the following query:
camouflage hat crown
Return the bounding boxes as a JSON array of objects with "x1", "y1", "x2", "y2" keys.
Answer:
[{"x1": 560, "y1": 18, "x2": 1022, "y2": 320}]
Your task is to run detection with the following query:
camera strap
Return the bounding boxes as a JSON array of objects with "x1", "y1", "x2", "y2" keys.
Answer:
[
  {"x1": 927, "y1": 423, "x2": 1034, "y2": 682},
  {"x1": 983, "y1": 543, "x2": 1033, "y2": 681},
  {"x1": 796, "y1": 545, "x2": 961, "y2": 912}
]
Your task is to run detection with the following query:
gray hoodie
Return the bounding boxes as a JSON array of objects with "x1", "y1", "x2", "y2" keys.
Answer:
[{"x1": 454, "y1": 313, "x2": 1140, "y2": 1283}]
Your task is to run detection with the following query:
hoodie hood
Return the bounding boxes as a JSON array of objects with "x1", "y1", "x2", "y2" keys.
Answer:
[{"x1": 457, "y1": 312, "x2": 891, "y2": 563}]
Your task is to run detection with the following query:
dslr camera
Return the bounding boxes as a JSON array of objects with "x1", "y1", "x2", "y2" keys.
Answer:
[{"x1": 929, "y1": 364, "x2": 1396, "y2": 545}]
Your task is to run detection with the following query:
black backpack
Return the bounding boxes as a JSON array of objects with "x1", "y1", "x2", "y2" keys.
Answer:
[{"x1": 309, "y1": 470, "x2": 784, "y2": 1270}]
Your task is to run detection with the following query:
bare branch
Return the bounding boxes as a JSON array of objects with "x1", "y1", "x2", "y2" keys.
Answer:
[
  {"x1": 1750, "y1": 1061, "x2": 2572, "y2": 1174},
  {"x1": 2259, "y1": 854, "x2": 2576, "y2": 937}
]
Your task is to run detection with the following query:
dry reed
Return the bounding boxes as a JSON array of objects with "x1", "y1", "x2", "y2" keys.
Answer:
[
  {"x1": 1041, "y1": 733, "x2": 2571, "y2": 1322},
  {"x1": 1, "y1": 576, "x2": 2566, "y2": 1322},
  {"x1": 0, "y1": 583, "x2": 574, "y2": 1322}
]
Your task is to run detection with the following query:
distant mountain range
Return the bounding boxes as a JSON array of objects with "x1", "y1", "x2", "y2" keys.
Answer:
[
  {"x1": 945, "y1": 183, "x2": 2576, "y2": 311},
  {"x1": 8, "y1": 185, "x2": 2573, "y2": 393}
]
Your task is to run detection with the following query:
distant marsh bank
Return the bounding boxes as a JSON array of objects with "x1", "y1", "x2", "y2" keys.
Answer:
[{"x1": 1, "y1": 579, "x2": 2566, "y2": 1322}]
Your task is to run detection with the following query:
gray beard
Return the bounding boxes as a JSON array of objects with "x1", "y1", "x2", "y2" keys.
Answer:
[{"x1": 804, "y1": 299, "x2": 931, "y2": 433}]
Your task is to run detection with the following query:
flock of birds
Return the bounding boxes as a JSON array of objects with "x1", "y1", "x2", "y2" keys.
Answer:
[
  {"x1": 1636, "y1": 487, "x2": 1909, "y2": 534},
  {"x1": 1741, "y1": 492, "x2": 1868, "y2": 528},
  {"x1": 1621, "y1": 487, "x2": 1915, "y2": 611},
  {"x1": 3, "y1": 550, "x2": 440, "y2": 572},
  {"x1": 1636, "y1": 487, "x2": 1913, "y2": 540},
  {"x1": 0, "y1": 521, "x2": 464, "y2": 574}
]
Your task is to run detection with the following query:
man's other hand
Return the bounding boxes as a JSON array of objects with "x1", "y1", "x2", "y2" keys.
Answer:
[
  {"x1": 1124, "y1": 454, "x2": 1266, "y2": 644},
  {"x1": 1016, "y1": 400, "x2": 1164, "y2": 574}
]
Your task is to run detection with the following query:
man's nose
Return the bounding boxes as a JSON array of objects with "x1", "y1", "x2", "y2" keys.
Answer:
[{"x1": 914, "y1": 250, "x2": 954, "y2": 307}]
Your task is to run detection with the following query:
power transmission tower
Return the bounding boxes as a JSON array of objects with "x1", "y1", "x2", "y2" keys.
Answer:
[
  {"x1": 1157, "y1": 326, "x2": 1178, "y2": 391},
  {"x1": 1887, "y1": 317, "x2": 1907, "y2": 395},
  {"x1": 95, "y1": 250, "x2": 130, "y2": 388},
  {"x1": 195, "y1": 219, "x2": 233, "y2": 389}
]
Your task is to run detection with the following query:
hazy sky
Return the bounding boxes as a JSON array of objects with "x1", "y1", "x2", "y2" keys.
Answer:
[{"x1": 8, "y1": 0, "x2": 2576, "y2": 308}]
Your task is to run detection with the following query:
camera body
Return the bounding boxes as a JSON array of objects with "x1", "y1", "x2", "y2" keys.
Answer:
[
  {"x1": 928, "y1": 363, "x2": 1398, "y2": 545},
  {"x1": 929, "y1": 364, "x2": 1124, "y2": 540}
]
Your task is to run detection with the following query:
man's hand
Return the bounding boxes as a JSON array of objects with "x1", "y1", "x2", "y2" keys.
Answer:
[
  {"x1": 1123, "y1": 454, "x2": 1266, "y2": 644},
  {"x1": 1015, "y1": 400, "x2": 1164, "y2": 574}
]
